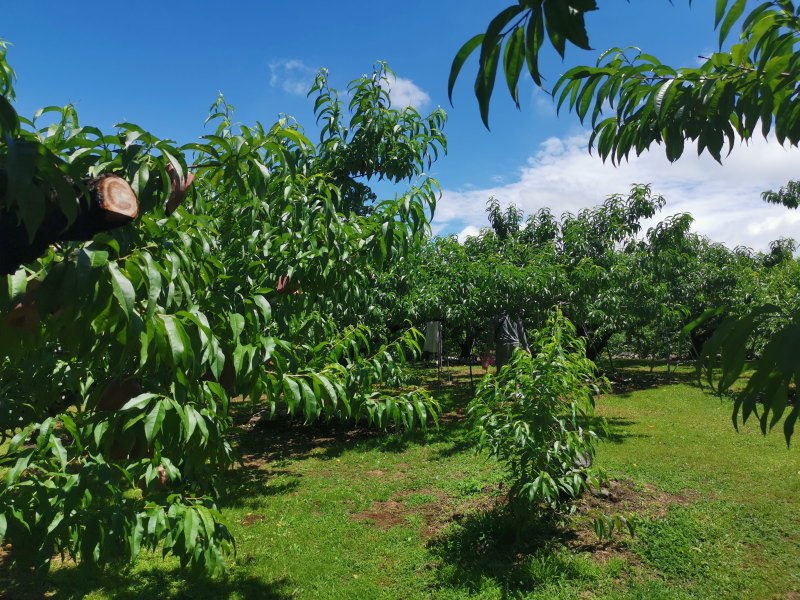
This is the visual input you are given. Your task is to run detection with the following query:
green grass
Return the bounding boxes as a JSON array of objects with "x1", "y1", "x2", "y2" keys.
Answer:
[
  {"x1": 593, "y1": 379, "x2": 800, "y2": 599},
  {"x1": 3, "y1": 362, "x2": 800, "y2": 599}
]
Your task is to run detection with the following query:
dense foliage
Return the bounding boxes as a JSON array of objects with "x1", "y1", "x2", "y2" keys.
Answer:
[
  {"x1": 0, "y1": 56, "x2": 444, "y2": 573},
  {"x1": 698, "y1": 251, "x2": 800, "y2": 443},
  {"x1": 384, "y1": 185, "x2": 664, "y2": 359},
  {"x1": 391, "y1": 184, "x2": 774, "y2": 363},
  {"x1": 387, "y1": 183, "x2": 800, "y2": 395}
]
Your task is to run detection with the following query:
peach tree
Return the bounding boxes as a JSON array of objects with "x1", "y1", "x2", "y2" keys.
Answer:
[
  {"x1": 468, "y1": 308, "x2": 607, "y2": 510},
  {"x1": 0, "y1": 55, "x2": 444, "y2": 573}
]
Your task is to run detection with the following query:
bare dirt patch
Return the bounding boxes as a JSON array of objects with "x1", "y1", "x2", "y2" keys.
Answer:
[
  {"x1": 436, "y1": 409, "x2": 468, "y2": 425},
  {"x1": 352, "y1": 500, "x2": 411, "y2": 530},
  {"x1": 352, "y1": 478, "x2": 694, "y2": 549},
  {"x1": 565, "y1": 478, "x2": 697, "y2": 563},
  {"x1": 576, "y1": 478, "x2": 696, "y2": 520},
  {"x1": 241, "y1": 513, "x2": 266, "y2": 526},
  {"x1": 0, "y1": 546, "x2": 53, "y2": 600},
  {"x1": 351, "y1": 487, "x2": 505, "y2": 539}
]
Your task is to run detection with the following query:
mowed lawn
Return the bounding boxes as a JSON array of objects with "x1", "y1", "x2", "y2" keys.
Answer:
[{"x1": 3, "y1": 362, "x2": 800, "y2": 599}]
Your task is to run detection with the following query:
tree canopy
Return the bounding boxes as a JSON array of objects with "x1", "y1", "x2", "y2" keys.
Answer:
[
  {"x1": 0, "y1": 57, "x2": 443, "y2": 573},
  {"x1": 451, "y1": 0, "x2": 800, "y2": 443}
]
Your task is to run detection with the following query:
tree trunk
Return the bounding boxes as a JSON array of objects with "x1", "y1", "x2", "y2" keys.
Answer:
[
  {"x1": 606, "y1": 344, "x2": 616, "y2": 372},
  {"x1": 689, "y1": 328, "x2": 712, "y2": 359},
  {"x1": 460, "y1": 331, "x2": 476, "y2": 359},
  {"x1": 0, "y1": 175, "x2": 138, "y2": 275},
  {"x1": 586, "y1": 331, "x2": 613, "y2": 362}
]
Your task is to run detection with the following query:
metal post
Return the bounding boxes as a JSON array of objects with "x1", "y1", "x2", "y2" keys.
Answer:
[{"x1": 469, "y1": 360, "x2": 474, "y2": 393}]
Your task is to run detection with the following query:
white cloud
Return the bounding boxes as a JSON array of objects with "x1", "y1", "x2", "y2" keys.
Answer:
[
  {"x1": 456, "y1": 225, "x2": 480, "y2": 242},
  {"x1": 383, "y1": 74, "x2": 430, "y2": 109},
  {"x1": 435, "y1": 134, "x2": 800, "y2": 251},
  {"x1": 269, "y1": 59, "x2": 316, "y2": 96}
]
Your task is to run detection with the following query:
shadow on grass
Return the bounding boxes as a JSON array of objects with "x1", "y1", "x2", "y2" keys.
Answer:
[
  {"x1": 0, "y1": 560, "x2": 293, "y2": 600},
  {"x1": 223, "y1": 359, "x2": 701, "y2": 476},
  {"x1": 605, "y1": 368, "x2": 700, "y2": 397},
  {"x1": 226, "y1": 378, "x2": 477, "y2": 467},
  {"x1": 218, "y1": 385, "x2": 480, "y2": 509},
  {"x1": 232, "y1": 414, "x2": 397, "y2": 462},
  {"x1": 430, "y1": 436, "x2": 475, "y2": 459},
  {"x1": 427, "y1": 505, "x2": 580, "y2": 595},
  {"x1": 222, "y1": 466, "x2": 302, "y2": 509},
  {"x1": 586, "y1": 416, "x2": 652, "y2": 445}
]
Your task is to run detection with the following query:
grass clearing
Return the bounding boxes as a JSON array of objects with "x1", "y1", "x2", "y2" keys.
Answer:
[{"x1": 2, "y1": 361, "x2": 799, "y2": 599}]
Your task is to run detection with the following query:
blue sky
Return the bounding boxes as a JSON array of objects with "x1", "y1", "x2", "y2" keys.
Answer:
[{"x1": 5, "y1": 1, "x2": 799, "y2": 250}]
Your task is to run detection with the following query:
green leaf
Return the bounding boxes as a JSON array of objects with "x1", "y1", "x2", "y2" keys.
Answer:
[
  {"x1": 142, "y1": 252, "x2": 162, "y2": 318},
  {"x1": 7, "y1": 140, "x2": 47, "y2": 240},
  {"x1": 144, "y1": 400, "x2": 166, "y2": 444},
  {"x1": 160, "y1": 147, "x2": 185, "y2": 189},
  {"x1": 120, "y1": 393, "x2": 158, "y2": 412},
  {"x1": 232, "y1": 343, "x2": 254, "y2": 376},
  {"x1": 654, "y1": 79, "x2": 676, "y2": 119},
  {"x1": 185, "y1": 405, "x2": 199, "y2": 441},
  {"x1": 543, "y1": 0, "x2": 567, "y2": 57},
  {"x1": 300, "y1": 378, "x2": 318, "y2": 418},
  {"x1": 36, "y1": 417, "x2": 55, "y2": 452},
  {"x1": 59, "y1": 414, "x2": 83, "y2": 452},
  {"x1": 228, "y1": 313, "x2": 245, "y2": 342},
  {"x1": 92, "y1": 420, "x2": 109, "y2": 449},
  {"x1": 8, "y1": 269, "x2": 27, "y2": 301},
  {"x1": 476, "y1": 41, "x2": 502, "y2": 128},
  {"x1": 576, "y1": 75, "x2": 602, "y2": 123},
  {"x1": 50, "y1": 436, "x2": 68, "y2": 470},
  {"x1": 504, "y1": 27, "x2": 526, "y2": 108},
  {"x1": 5, "y1": 450, "x2": 33, "y2": 486},
  {"x1": 0, "y1": 96, "x2": 19, "y2": 135},
  {"x1": 132, "y1": 161, "x2": 150, "y2": 198},
  {"x1": 715, "y1": 0, "x2": 729, "y2": 28},
  {"x1": 252, "y1": 295, "x2": 272, "y2": 324},
  {"x1": 159, "y1": 315, "x2": 187, "y2": 366},
  {"x1": 784, "y1": 405, "x2": 799, "y2": 446},
  {"x1": 8, "y1": 424, "x2": 36, "y2": 454},
  {"x1": 79, "y1": 246, "x2": 109, "y2": 268},
  {"x1": 449, "y1": 34, "x2": 484, "y2": 104},
  {"x1": 201, "y1": 507, "x2": 220, "y2": 544},
  {"x1": 109, "y1": 263, "x2": 136, "y2": 318},
  {"x1": 681, "y1": 306, "x2": 726, "y2": 336},
  {"x1": 312, "y1": 373, "x2": 338, "y2": 406},
  {"x1": 283, "y1": 377, "x2": 302, "y2": 412},
  {"x1": 525, "y1": 9, "x2": 546, "y2": 86},
  {"x1": 718, "y1": 0, "x2": 747, "y2": 46},
  {"x1": 261, "y1": 336, "x2": 276, "y2": 361}
]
